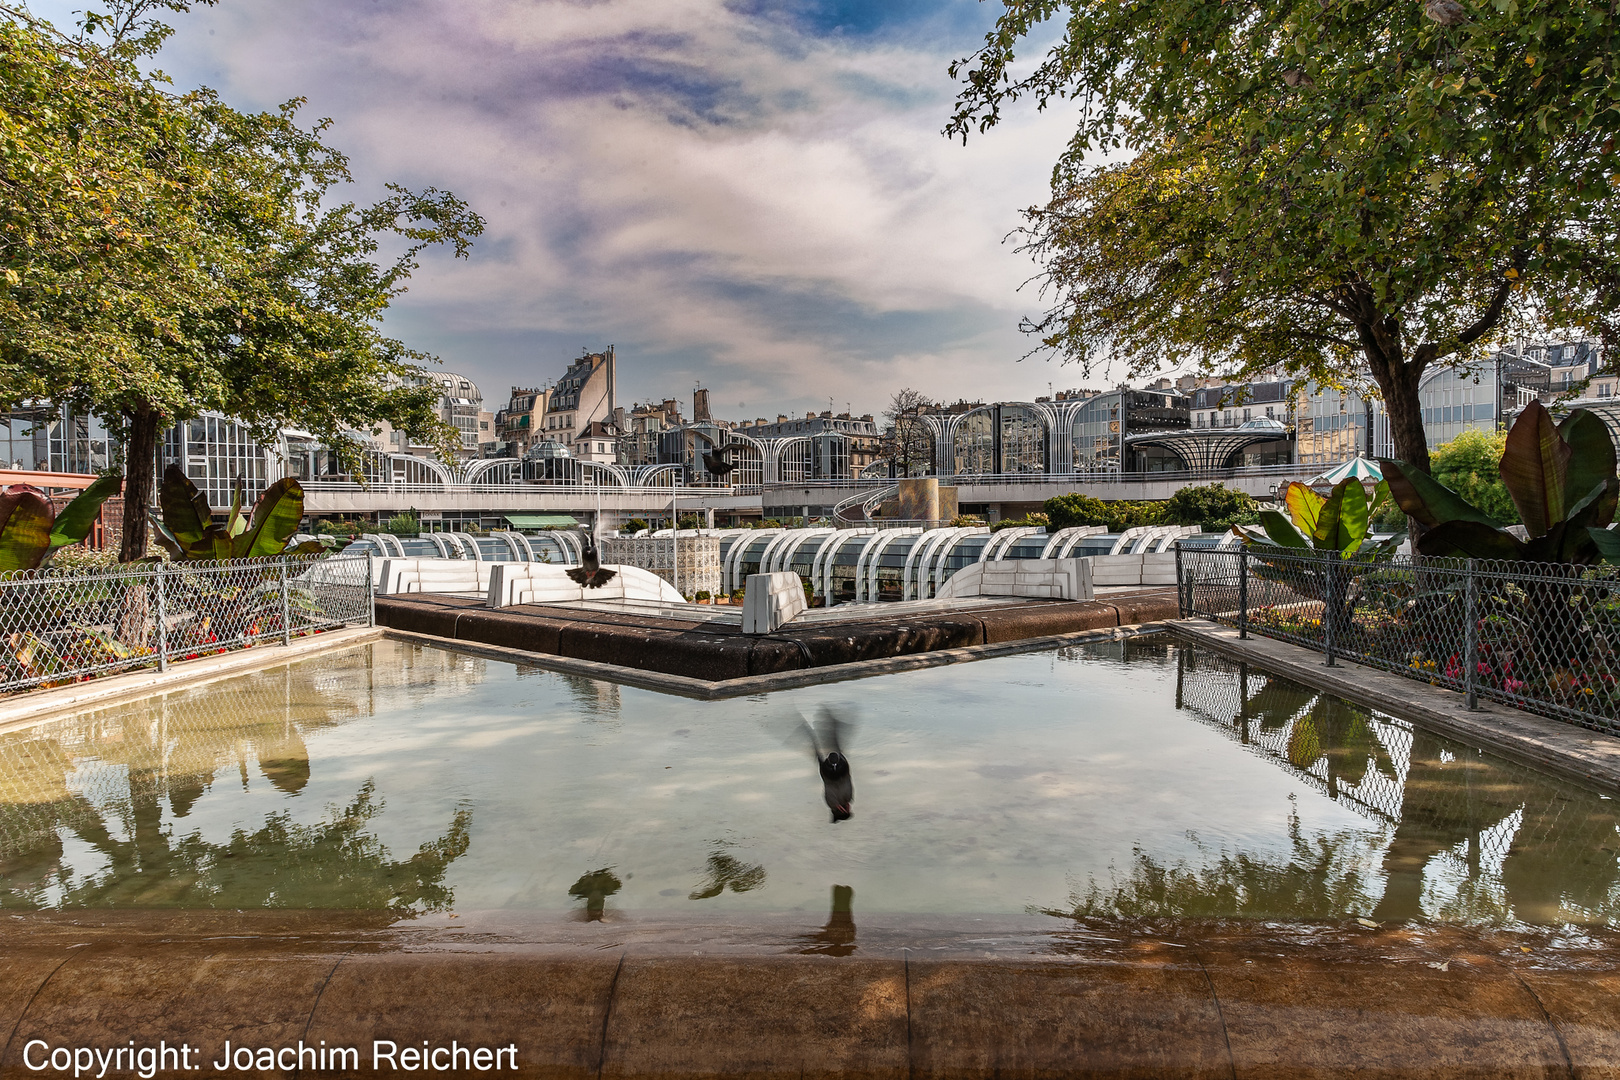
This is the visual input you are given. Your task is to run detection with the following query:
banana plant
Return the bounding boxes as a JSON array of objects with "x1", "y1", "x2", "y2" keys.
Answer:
[
  {"x1": 0, "y1": 475, "x2": 123, "y2": 573},
  {"x1": 150, "y1": 465, "x2": 319, "y2": 561},
  {"x1": 1381, "y1": 400, "x2": 1617, "y2": 564},
  {"x1": 1234, "y1": 477, "x2": 1404, "y2": 558}
]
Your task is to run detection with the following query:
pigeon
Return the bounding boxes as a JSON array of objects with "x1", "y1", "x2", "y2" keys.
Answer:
[
  {"x1": 565, "y1": 532, "x2": 618, "y2": 589},
  {"x1": 802, "y1": 708, "x2": 854, "y2": 822},
  {"x1": 692, "y1": 430, "x2": 736, "y2": 477}
]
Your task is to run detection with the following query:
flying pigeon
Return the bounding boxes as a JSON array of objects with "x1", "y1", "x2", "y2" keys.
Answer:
[{"x1": 566, "y1": 532, "x2": 618, "y2": 589}]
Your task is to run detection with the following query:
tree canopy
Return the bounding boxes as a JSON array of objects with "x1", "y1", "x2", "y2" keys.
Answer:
[
  {"x1": 0, "y1": 1, "x2": 483, "y2": 558},
  {"x1": 948, "y1": 0, "x2": 1620, "y2": 474}
]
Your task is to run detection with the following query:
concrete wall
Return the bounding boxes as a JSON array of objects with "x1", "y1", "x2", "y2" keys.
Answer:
[{"x1": 935, "y1": 558, "x2": 1094, "y2": 601}]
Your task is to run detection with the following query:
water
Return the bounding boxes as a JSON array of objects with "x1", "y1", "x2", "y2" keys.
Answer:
[{"x1": 0, "y1": 638, "x2": 1615, "y2": 926}]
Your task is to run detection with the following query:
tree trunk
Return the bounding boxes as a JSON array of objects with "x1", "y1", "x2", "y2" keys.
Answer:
[{"x1": 119, "y1": 404, "x2": 162, "y2": 563}]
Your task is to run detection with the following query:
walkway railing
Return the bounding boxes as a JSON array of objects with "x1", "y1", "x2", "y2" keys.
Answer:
[
  {"x1": 0, "y1": 554, "x2": 373, "y2": 694},
  {"x1": 1177, "y1": 546, "x2": 1620, "y2": 733}
]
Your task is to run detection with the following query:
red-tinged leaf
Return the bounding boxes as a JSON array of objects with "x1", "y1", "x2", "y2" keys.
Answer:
[{"x1": 1500, "y1": 399, "x2": 1568, "y2": 537}]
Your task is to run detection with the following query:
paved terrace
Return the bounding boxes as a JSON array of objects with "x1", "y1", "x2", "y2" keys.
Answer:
[{"x1": 373, "y1": 586, "x2": 1180, "y2": 690}]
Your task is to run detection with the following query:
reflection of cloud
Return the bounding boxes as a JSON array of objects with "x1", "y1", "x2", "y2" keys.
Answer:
[{"x1": 57, "y1": 0, "x2": 1088, "y2": 412}]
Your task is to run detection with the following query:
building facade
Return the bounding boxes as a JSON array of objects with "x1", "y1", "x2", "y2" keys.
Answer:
[{"x1": 543, "y1": 347, "x2": 617, "y2": 449}]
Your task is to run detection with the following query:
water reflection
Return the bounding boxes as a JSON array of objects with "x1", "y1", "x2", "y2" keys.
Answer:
[
  {"x1": 0, "y1": 647, "x2": 479, "y2": 911},
  {"x1": 1173, "y1": 648, "x2": 1620, "y2": 925},
  {"x1": 688, "y1": 850, "x2": 766, "y2": 900},
  {"x1": 798, "y1": 885, "x2": 857, "y2": 955},
  {"x1": 568, "y1": 867, "x2": 622, "y2": 921}
]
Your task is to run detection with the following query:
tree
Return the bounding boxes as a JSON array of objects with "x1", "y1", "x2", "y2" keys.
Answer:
[
  {"x1": 947, "y1": 0, "x2": 1620, "y2": 483},
  {"x1": 0, "y1": 2, "x2": 482, "y2": 561},
  {"x1": 1159, "y1": 483, "x2": 1260, "y2": 531},
  {"x1": 882, "y1": 388, "x2": 936, "y2": 477}
]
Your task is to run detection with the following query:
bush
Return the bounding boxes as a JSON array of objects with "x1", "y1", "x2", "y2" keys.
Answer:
[
  {"x1": 1159, "y1": 483, "x2": 1260, "y2": 531},
  {"x1": 990, "y1": 512, "x2": 1050, "y2": 532},
  {"x1": 1370, "y1": 429, "x2": 1518, "y2": 532},
  {"x1": 677, "y1": 514, "x2": 704, "y2": 530},
  {"x1": 695, "y1": 590, "x2": 711, "y2": 601},
  {"x1": 949, "y1": 514, "x2": 984, "y2": 527},
  {"x1": 622, "y1": 517, "x2": 649, "y2": 534},
  {"x1": 382, "y1": 513, "x2": 419, "y2": 536},
  {"x1": 1044, "y1": 493, "x2": 1166, "y2": 532}
]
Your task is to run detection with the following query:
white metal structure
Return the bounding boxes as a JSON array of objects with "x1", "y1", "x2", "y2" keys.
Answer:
[
  {"x1": 1039, "y1": 526, "x2": 1107, "y2": 559},
  {"x1": 852, "y1": 528, "x2": 922, "y2": 602},
  {"x1": 979, "y1": 526, "x2": 1042, "y2": 562}
]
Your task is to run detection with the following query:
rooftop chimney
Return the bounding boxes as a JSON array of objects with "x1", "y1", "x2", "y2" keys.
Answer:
[{"x1": 693, "y1": 387, "x2": 712, "y2": 422}]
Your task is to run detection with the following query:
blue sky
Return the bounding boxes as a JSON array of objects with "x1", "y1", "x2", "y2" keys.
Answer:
[{"x1": 31, "y1": 0, "x2": 1107, "y2": 421}]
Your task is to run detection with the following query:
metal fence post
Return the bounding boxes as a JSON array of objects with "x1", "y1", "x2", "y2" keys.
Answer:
[
  {"x1": 1464, "y1": 558, "x2": 1479, "y2": 710},
  {"x1": 1175, "y1": 542, "x2": 1186, "y2": 617},
  {"x1": 1237, "y1": 549, "x2": 1249, "y2": 639},
  {"x1": 367, "y1": 551, "x2": 376, "y2": 627},
  {"x1": 155, "y1": 563, "x2": 168, "y2": 673},
  {"x1": 1323, "y1": 550, "x2": 1337, "y2": 667},
  {"x1": 280, "y1": 557, "x2": 292, "y2": 646}
]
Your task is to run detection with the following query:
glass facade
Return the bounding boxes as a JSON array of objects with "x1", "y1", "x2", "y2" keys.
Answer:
[
  {"x1": 1295, "y1": 384, "x2": 1372, "y2": 467},
  {"x1": 162, "y1": 413, "x2": 277, "y2": 508},
  {"x1": 1, "y1": 405, "x2": 111, "y2": 474},
  {"x1": 1069, "y1": 392, "x2": 1124, "y2": 472}
]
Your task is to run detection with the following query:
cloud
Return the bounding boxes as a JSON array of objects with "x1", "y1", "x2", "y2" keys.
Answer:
[{"x1": 30, "y1": 0, "x2": 1097, "y2": 416}]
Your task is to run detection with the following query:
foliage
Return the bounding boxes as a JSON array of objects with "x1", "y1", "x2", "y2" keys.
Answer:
[
  {"x1": 677, "y1": 514, "x2": 704, "y2": 530},
  {"x1": 694, "y1": 590, "x2": 711, "y2": 601},
  {"x1": 382, "y1": 513, "x2": 419, "y2": 537},
  {"x1": 1044, "y1": 492, "x2": 1165, "y2": 532},
  {"x1": 1383, "y1": 402, "x2": 1617, "y2": 563},
  {"x1": 1236, "y1": 480, "x2": 1401, "y2": 559},
  {"x1": 949, "y1": 514, "x2": 985, "y2": 527},
  {"x1": 0, "y1": 4, "x2": 484, "y2": 561},
  {"x1": 0, "y1": 476, "x2": 122, "y2": 572},
  {"x1": 622, "y1": 518, "x2": 649, "y2": 534},
  {"x1": 947, "y1": 0, "x2": 1620, "y2": 474},
  {"x1": 989, "y1": 512, "x2": 1049, "y2": 533},
  {"x1": 1160, "y1": 483, "x2": 1259, "y2": 531},
  {"x1": 148, "y1": 465, "x2": 316, "y2": 561}
]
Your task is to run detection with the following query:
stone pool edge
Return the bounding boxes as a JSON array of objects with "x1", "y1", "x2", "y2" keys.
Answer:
[
  {"x1": 1170, "y1": 619, "x2": 1620, "y2": 793},
  {"x1": 382, "y1": 622, "x2": 1170, "y2": 699},
  {"x1": 0, "y1": 626, "x2": 386, "y2": 735}
]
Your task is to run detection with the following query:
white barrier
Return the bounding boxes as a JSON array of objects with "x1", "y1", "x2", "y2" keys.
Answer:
[
  {"x1": 1085, "y1": 552, "x2": 1178, "y2": 587},
  {"x1": 376, "y1": 558, "x2": 497, "y2": 595},
  {"x1": 741, "y1": 572, "x2": 807, "y2": 635},
  {"x1": 935, "y1": 558, "x2": 1094, "y2": 601},
  {"x1": 487, "y1": 563, "x2": 687, "y2": 608}
]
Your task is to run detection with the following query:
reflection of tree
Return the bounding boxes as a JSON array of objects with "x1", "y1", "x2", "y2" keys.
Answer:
[
  {"x1": 2, "y1": 780, "x2": 472, "y2": 913},
  {"x1": 1046, "y1": 812, "x2": 1380, "y2": 921},
  {"x1": 687, "y1": 850, "x2": 766, "y2": 900},
  {"x1": 0, "y1": 646, "x2": 484, "y2": 912},
  {"x1": 568, "y1": 868, "x2": 621, "y2": 921}
]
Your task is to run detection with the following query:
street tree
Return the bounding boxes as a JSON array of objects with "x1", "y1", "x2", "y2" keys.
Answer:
[
  {"x1": 883, "y1": 388, "x2": 937, "y2": 476},
  {"x1": 0, "y1": 2, "x2": 482, "y2": 560},
  {"x1": 947, "y1": 0, "x2": 1620, "y2": 476}
]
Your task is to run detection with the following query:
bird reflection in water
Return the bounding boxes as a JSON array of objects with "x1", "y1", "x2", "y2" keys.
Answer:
[
  {"x1": 568, "y1": 867, "x2": 622, "y2": 921},
  {"x1": 798, "y1": 885, "x2": 857, "y2": 956},
  {"x1": 797, "y1": 708, "x2": 855, "y2": 822},
  {"x1": 688, "y1": 850, "x2": 766, "y2": 899}
]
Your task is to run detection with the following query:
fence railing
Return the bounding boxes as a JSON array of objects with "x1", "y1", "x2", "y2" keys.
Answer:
[
  {"x1": 0, "y1": 554, "x2": 373, "y2": 694},
  {"x1": 1177, "y1": 545, "x2": 1620, "y2": 734}
]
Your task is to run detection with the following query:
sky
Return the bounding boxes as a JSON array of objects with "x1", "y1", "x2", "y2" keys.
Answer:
[{"x1": 30, "y1": 0, "x2": 1111, "y2": 423}]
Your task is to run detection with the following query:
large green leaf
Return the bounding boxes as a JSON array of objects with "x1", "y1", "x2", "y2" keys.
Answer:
[
  {"x1": 0, "y1": 486, "x2": 55, "y2": 572},
  {"x1": 1312, "y1": 482, "x2": 1344, "y2": 549},
  {"x1": 1500, "y1": 399, "x2": 1569, "y2": 538},
  {"x1": 1379, "y1": 460, "x2": 1500, "y2": 530},
  {"x1": 1589, "y1": 526, "x2": 1620, "y2": 565},
  {"x1": 1254, "y1": 509, "x2": 1308, "y2": 548},
  {"x1": 225, "y1": 479, "x2": 248, "y2": 538},
  {"x1": 1539, "y1": 478, "x2": 1619, "y2": 563},
  {"x1": 148, "y1": 515, "x2": 185, "y2": 560},
  {"x1": 1559, "y1": 409, "x2": 1617, "y2": 526},
  {"x1": 1283, "y1": 482, "x2": 1324, "y2": 537},
  {"x1": 233, "y1": 478, "x2": 306, "y2": 558},
  {"x1": 159, "y1": 464, "x2": 214, "y2": 547},
  {"x1": 1415, "y1": 520, "x2": 1527, "y2": 560},
  {"x1": 46, "y1": 474, "x2": 122, "y2": 550},
  {"x1": 1334, "y1": 478, "x2": 1369, "y2": 556}
]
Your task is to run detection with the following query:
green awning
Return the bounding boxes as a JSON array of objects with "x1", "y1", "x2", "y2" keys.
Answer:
[{"x1": 503, "y1": 514, "x2": 580, "y2": 530}]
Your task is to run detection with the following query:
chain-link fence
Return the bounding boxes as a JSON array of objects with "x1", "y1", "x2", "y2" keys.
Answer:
[
  {"x1": 1178, "y1": 546, "x2": 1620, "y2": 733},
  {"x1": 0, "y1": 554, "x2": 373, "y2": 694}
]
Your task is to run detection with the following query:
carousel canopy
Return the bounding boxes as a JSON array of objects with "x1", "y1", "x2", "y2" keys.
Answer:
[{"x1": 1309, "y1": 457, "x2": 1383, "y2": 488}]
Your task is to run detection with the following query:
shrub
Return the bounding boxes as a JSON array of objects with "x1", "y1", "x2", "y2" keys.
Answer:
[
  {"x1": 1044, "y1": 493, "x2": 1166, "y2": 532},
  {"x1": 695, "y1": 590, "x2": 711, "y2": 601},
  {"x1": 990, "y1": 512, "x2": 1050, "y2": 532},
  {"x1": 677, "y1": 514, "x2": 704, "y2": 530},
  {"x1": 383, "y1": 513, "x2": 419, "y2": 537},
  {"x1": 1159, "y1": 483, "x2": 1260, "y2": 531},
  {"x1": 949, "y1": 514, "x2": 984, "y2": 527},
  {"x1": 622, "y1": 517, "x2": 649, "y2": 534}
]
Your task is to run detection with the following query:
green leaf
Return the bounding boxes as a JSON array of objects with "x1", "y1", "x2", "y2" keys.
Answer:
[
  {"x1": 1283, "y1": 481, "x2": 1325, "y2": 537},
  {"x1": 1559, "y1": 409, "x2": 1618, "y2": 528},
  {"x1": 148, "y1": 515, "x2": 184, "y2": 560},
  {"x1": 1255, "y1": 509, "x2": 1309, "y2": 547},
  {"x1": 0, "y1": 486, "x2": 55, "y2": 573},
  {"x1": 47, "y1": 474, "x2": 122, "y2": 550},
  {"x1": 233, "y1": 478, "x2": 306, "y2": 558},
  {"x1": 1588, "y1": 526, "x2": 1620, "y2": 565},
  {"x1": 1379, "y1": 460, "x2": 1500, "y2": 530},
  {"x1": 159, "y1": 464, "x2": 214, "y2": 547},
  {"x1": 1415, "y1": 520, "x2": 1527, "y2": 560},
  {"x1": 225, "y1": 478, "x2": 247, "y2": 538},
  {"x1": 1335, "y1": 478, "x2": 1369, "y2": 556},
  {"x1": 1500, "y1": 399, "x2": 1569, "y2": 537}
]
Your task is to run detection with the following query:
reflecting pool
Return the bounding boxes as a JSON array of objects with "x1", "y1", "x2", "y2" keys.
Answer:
[{"x1": 0, "y1": 638, "x2": 1616, "y2": 926}]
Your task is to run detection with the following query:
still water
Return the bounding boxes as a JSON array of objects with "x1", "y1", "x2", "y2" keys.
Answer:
[{"x1": 0, "y1": 638, "x2": 1615, "y2": 926}]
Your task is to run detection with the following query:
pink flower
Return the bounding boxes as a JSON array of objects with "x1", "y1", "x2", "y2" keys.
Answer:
[
  {"x1": 1504, "y1": 677, "x2": 1527, "y2": 694},
  {"x1": 1444, "y1": 654, "x2": 1462, "y2": 679},
  {"x1": 1477, "y1": 662, "x2": 1493, "y2": 677}
]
